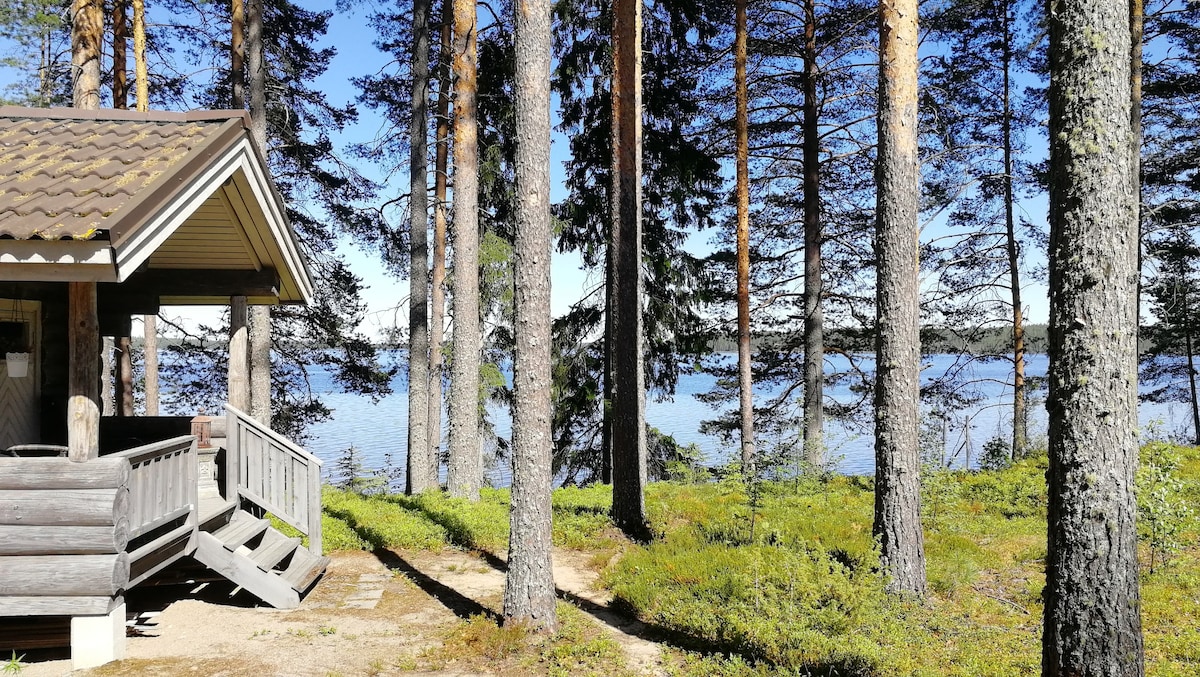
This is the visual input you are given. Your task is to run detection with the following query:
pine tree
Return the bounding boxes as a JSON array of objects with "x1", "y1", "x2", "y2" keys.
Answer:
[
  {"x1": 406, "y1": 0, "x2": 434, "y2": 494},
  {"x1": 733, "y1": 0, "x2": 755, "y2": 474},
  {"x1": 447, "y1": 0, "x2": 483, "y2": 499},
  {"x1": 873, "y1": 0, "x2": 927, "y2": 598},
  {"x1": 504, "y1": 0, "x2": 557, "y2": 630},
  {"x1": 1043, "y1": 1, "x2": 1143, "y2": 673},
  {"x1": 1140, "y1": 232, "x2": 1200, "y2": 444}
]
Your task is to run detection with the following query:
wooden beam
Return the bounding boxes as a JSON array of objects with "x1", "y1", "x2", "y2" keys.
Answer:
[
  {"x1": 120, "y1": 268, "x2": 279, "y2": 298},
  {"x1": 228, "y1": 295, "x2": 250, "y2": 411},
  {"x1": 68, "y1": 282, "x2": 101, "y2": 462}
]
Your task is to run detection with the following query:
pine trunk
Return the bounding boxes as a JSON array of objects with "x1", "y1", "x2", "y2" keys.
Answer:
[
  {"x1": 1002, "y1": 5, "x2": 1027, "y2": 460},
  {"x1": 133, "y1": 0, "x2": 147, "y2": 111},
  {"x1": 504, "y1": 0, "x2": 557, "y2": 630},
  {"x1": 1043, "y1": 2, "x2": 1143, "y2": 675},
  {"x1": 247, "y1": 0, "x2": 271, "y2": 427},
  {"x1": 802, "y1": 0, "x2": 824, "y2": 469},
  {"x1": 407, "y1": 0, "x2": 434, "y2": 494},
  {"x1": 447, "y1": 0, "x2": 483, "y2": 500},
  {"x1": 734, "y1": 0, "x2": 755, "y2": 474},
  {"x1": 232, "y1": 0, "x2": 245, "y2": 109},
  {"x1": 115, "y1": 338, "x2": 133, "y2": 417},
  {"x1": 428, "y1": 0, "x2": 453, "y2": 478},
  {"x1": 1131, "y1": 0, "x2": 1144, "y2": 326},
  {"x1": 71, "y1": 0, "x2": 102, "y2": 109},
  {"x1": 873, "y1": 0, "x2": 926, "y2": 598},
  {"x1": 143, "y1": 315, "x2": 158, "y2": 415},
  {"x1": 101, "y1": 338, "x2": 114, "y2": 416},
  {"x1": 112, "y1": 0, "x2": 128, "y2": 109},
  {"x1": 610, "y1": 0, "x2": 648, "y2": 538}
]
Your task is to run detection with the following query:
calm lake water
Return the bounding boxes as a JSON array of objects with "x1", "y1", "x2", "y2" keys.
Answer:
[{"x1": 300, "y1": 352, "x2": 1193, "y2": 486}]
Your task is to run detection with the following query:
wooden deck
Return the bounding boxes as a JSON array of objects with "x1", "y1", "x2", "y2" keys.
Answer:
[{"x1": 0, "y1": 404, "x2": 328, "y2": 664}]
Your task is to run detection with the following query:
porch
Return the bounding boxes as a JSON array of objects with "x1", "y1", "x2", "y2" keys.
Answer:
[{"x1": 0, "y1": 405, "x2": 327, "y2": 668}]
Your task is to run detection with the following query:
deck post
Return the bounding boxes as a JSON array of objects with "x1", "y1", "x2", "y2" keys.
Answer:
[
  {"x1": 70, "y1": 600, "x2": 126, "y2": 670},
  {"x1": 228, "y1": 295, "x2": 250, "y2": 412},
  {"x1": 69, "y1": 281, "x2": 101, "y2": 462}
]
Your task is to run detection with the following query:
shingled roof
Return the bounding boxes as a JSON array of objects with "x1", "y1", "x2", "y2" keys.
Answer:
[
  {"x1": 0, "y1": 108, "x2": 249, "y2": 242},
  {"x1": 0, "y1": 107, "x2": 312, "y2": 304}
]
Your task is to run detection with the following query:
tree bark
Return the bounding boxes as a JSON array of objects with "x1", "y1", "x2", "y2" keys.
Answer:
[
  {"x1": 101, "y1": 338, "x2": 114, "y2": 417},
  {"x1": 115, "y1": 338, "x2": 133, "y2": 417},
  {"x1": 1131, "y1": 0, "x2": 1144, "y2": 328},
  {"x1": 71, "y1": 0, "x2": 102, "y2": 109},
  {"x1": 734, "y1": 0, "x2": 755, "y2": 475},
  {"x1": 112, "y1": 0, "x2": 128, "y2": 109},
  {"x1": 407, "y1": 0, "x2": 434, "y2": 495},
  {"x1": 504, "y1": 0, "x2": 557, "y2": 631},
  {"x1": 143, "y1": 316, "x2": 158, "y2": 416},
  {"x1": 802, "y1": 0, "x2": 824, "y2": 469},
  {"x1": 447, "y1": 0, "x2": 483, "y2": 500},
  {"x1": 1002, "y1": 3, "x2": 1027, "y2": 460},
  {"x1": 133, "y1": 0, "x2": 147, "y2": 111},
  {"x1": 610, "y1": 0, "x2": 648, "y2": 538},
  {"x1": 231, "y1": 0, "x2": 245, "y2": 109},
  {"x1": 428, "y1": 0, "x2": 454, "y2": 480},
  {"x1": 228, "y1": 296, "x2": 250, "y2": 412},
  {"x1": 873, "y1": 0, "x2": 926, "y2": 598},
  {"x1": 1043, "y1": 1, "x2": 1143, "y2": 674},
  {"x1": 246, "y1": 0, "x2": 272, "y2": 427}
]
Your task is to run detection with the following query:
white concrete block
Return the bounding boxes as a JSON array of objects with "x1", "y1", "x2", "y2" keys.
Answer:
[{"x1": 71, "y1": 601, "x2": 126, "y2": 670}]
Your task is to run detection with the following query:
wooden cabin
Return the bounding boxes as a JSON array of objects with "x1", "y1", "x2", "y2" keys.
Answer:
[{"x1": 0, "y1": 107, "x2": 329, "y2": 669}]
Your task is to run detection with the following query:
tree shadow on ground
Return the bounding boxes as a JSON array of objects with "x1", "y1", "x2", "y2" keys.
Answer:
[{"x1": 329, "y1": 506, "x2": 499, "y2": 622}]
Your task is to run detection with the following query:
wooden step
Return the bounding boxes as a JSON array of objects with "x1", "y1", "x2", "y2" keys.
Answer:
[
  {"x1": 249, "y1": 531, "x2": 302, "y2": 572},
  {"x1": 212, "y1": 512, "x2": 269, "y2": 551},
  {"x1": 280, "y1": 548, "x2": 330, "y2": 593}
]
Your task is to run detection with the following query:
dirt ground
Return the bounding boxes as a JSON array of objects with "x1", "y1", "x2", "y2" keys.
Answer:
[{"x1": 16, "y1": 548, "x2": 663, "y2": 677}]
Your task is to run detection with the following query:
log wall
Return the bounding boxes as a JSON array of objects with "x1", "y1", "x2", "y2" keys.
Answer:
[{"x1": 0, "y1": 457, "x2": 131, "y2": 616}]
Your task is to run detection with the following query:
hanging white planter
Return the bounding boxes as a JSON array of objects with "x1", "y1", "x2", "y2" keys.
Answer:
[{"x1": 5, "y1": 352, "x2": 29, "y2": 378}]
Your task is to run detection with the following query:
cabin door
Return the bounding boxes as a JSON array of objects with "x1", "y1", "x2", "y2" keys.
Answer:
[{"x1": 0, "y1": 299, "x2": 41, "y2": 450}]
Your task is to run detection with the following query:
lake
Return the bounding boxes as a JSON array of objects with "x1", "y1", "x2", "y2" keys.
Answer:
[{"x1": 300, "y1": 352, "x2": 1195, "y2": 486}]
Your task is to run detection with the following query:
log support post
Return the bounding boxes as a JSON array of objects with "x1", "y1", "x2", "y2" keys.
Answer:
[
  {"x1": 228, "y1": 296, "x2": 249, "y2": 412},
  {"x1": 70, "y1": 601, "x2": 126, "y2": 670},
  {"x1": 69, "y1": 282, "x2": 101, "y2": 462}
]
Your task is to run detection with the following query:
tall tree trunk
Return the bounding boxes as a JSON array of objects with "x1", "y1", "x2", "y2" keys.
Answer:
[
  {"x1": 1184, "y1": 265, "x2": 1200, "y2": 446},
  {"x1": 232, "y1": 0, "x2": 245, "y2": 109},
  {"x1": 734, "y1": 0, "x2": 755, "y2": 475},
  {"x1": 229, "y1": 295, "x2": 250, "y2": 412},
  {"x1": 428, "y1": 0, "x2": 453, "y2": 480},
  {"x1": 133, "y1": 0, "x2": 147, "y2": 110},
  {"x1": 115, "y1": 338, "x2": 133, "y2": 416},
  {"x1": 143, "y1": 316, "x2": 158, "y2": 415},
  {"x1": 610, "y1": 0, "x2": 648, "y2": 538},
  {"x1": 71, "y1": 0, "x2": 102, "y2": 109},
  {"x1": 134, "y1": 0, "x2": 156, "y2": 416},
  {"x1": 873, "y1": 0, "x2": 926, "y2": 599},
  {"x1": 407, "y1": 0, "x2": 434, "y2": 495},
  {"x1": 1002, "y1": 3, "x2": 1027, "y2": 460},
  {"x1": 1131, "y1": 0, "x2": 1144, "y2": 329},
  {"x1": 112, "y1": 0, "x2": 135, "y2": 417},
  {"x1": 801, "y1": 0, "x2": 824, "y2": 469},
  {"x1": 1043, "y1": 2, "x2": 1143, "y2": 675},
  {"x1": 504, "y1": 0, "x2": 557, "y2": 630},
  {"x1": 447, "y1": 0, "x2": 483, "y2": 500},
  {"x1": 247, "y1": 0, "x2": 272, "y2": 426},
  {"x1": 112, "y1": 0, "x2": 128, "y2": 108}
]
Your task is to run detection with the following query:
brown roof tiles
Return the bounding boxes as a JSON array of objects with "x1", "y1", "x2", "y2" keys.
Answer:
[{"x1": 0, "y1": 107, "x2": 251, "y2": 242}]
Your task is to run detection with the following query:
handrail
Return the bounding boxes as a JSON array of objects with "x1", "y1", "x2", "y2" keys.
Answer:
[
  {"x1": 109, "y1": 435, "x2": 198, "y2": 541},
  {"x1": 225, "y1": 404, "x2": 323, "y2": 554}
]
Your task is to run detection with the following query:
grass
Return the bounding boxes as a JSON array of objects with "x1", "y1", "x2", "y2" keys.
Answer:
[{"x1": 319, "y1": 444, "x2": 1200, "y2": 676}]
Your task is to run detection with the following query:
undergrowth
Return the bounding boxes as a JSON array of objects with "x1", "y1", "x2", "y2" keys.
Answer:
[{"x1": 317, "y1": 444, "x2": 1200, "y2": 676}]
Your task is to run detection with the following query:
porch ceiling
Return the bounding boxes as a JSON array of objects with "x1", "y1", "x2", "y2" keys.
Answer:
[{"x1": 0, "y1": 107, "x2": 312, "y2": 305}]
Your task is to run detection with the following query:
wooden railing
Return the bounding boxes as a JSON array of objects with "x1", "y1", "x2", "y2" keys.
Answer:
[
  {"x1": 225, "y1": 405, "x2": 323, "y2": 554},
  {"x1": 109, "y1": 436, "x2": 199, "y2": 587}
]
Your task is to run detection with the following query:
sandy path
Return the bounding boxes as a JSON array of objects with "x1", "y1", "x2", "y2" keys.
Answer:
[{"x1": 17, "y1": 548, "x2": 662, "y2": 677}]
